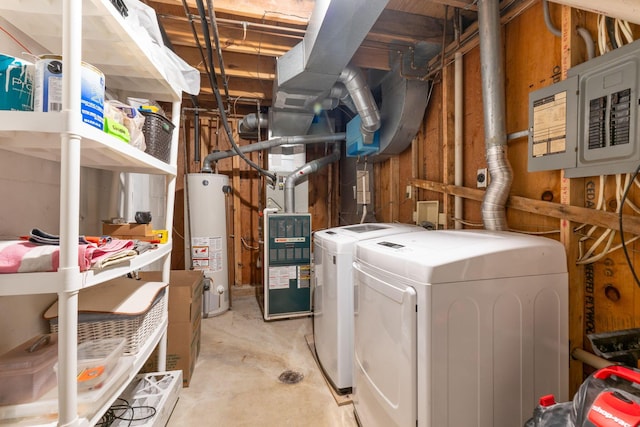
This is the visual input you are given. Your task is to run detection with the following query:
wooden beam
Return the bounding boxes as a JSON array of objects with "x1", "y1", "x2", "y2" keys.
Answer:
[
  {"x1": 409, "y1": 179, "x2": 640, "y2": 236},
  {"x1": 159, "y1": 17, "x2": 299, "y2": 57},
  {"x1": 560, "y1": 5, "x2": 585, "y2": 397},
  {"x1": 389, "y1": 156, "x2": 400, "y2": 221},
  {"x1": 171, "y1": 46, "x2": 276, "y2": 80},
  {"x1": 148, "y1": 0, "x2": 313, "y2": 25},
  {"x1": 428, "y1": 0, "x2": 478, "y2": 11},
  {"x1": 441, "y1": 52, "x2": 455, "y2": 229},
  {"x1": 427, "y1": 0, "x2": 537, "y2": 76}
]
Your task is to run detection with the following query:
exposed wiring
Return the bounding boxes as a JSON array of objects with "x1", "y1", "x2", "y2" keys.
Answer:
[
  {"x1": 617, "y1": 19, "x2": 634, "y2": 44},
  {"x1": 597, "y1": 15, "x2": 609, "y2": 55},
  {"x1": 0, "y1": 24, "x2": 31, "y2": 54},
  {"x1": 619, "y1": 163, "x2": 640, "y2": 288},
  {"x1": 241, "y1": 236, "x2": 259, "y2": 250},
  {"x1": 452, "y1": 217, "x2": 483, "y2": 227},
  {"x1": 359, "y1": 204, "x2": 367, "y2": 224},
  {"x1": 508, "y1": 228, "x2": 561, "y2": 235},
  {"x1": 96, "y1": 397, "x2": 157, "y2": 427}
]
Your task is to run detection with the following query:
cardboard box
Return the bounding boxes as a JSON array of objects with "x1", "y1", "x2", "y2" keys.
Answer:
[
  {"x1": 139, "y1": 270, "x2": 204, "y2": 325},
  {"x1": 139, "y1": 270, "x2": 204, "y2": 386},
  {"x1": 102, "y1": 222, "x2": 153, "y2": 237}
]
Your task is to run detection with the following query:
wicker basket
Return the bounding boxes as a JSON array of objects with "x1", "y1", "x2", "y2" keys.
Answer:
[
  {"x1": 141, "y1": 111, "x2": 174, "y2": 163},
  {"x1": 50, "y1": 289, "x2": 167, "y2": 356}
]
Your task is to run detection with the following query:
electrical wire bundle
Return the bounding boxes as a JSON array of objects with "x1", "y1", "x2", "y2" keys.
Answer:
[{"x1": 95, "y1": 397, "x2": 157, "y2": 427}]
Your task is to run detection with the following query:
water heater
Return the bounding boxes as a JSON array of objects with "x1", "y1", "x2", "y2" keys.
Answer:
[{"x1": 185, "y1": 173, "x2": 229, "y2": 317}]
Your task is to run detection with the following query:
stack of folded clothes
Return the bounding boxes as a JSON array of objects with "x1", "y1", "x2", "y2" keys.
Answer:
[{"x1": 0, "y1": 228, "x2": 154, "y2": 273}]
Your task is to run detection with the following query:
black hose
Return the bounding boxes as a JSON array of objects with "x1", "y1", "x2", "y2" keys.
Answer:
[
  {"x1": 194, "y1": 0, "x2": 276, "y2": 182},
  {"x1": 206, "y1": 0, "x2": 230, "y2": 102},
  {"x1": 619, "y1": 163, "x2": 640, "y2": 288}
]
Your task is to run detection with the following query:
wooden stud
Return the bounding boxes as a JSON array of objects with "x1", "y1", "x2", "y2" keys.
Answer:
[
  {"x1": 560, "y1": 5, "x2": 586, "y2": 395},
  {"x1": 441, "y1": 50, "x2": 456, "y2": 230}
]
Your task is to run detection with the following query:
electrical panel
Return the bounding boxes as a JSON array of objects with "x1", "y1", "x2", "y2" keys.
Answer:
[
  {"x1": 528, "y1": 38, "x2": 640, "y2": 177},
  {"x1": 263, "y1": 211, "x2": 312, "y2": 320},
  {"x1": 528, "y1": 76, "x2": 579, "y2": 172}
]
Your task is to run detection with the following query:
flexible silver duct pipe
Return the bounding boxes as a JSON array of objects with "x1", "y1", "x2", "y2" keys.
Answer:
[
  {"x1": 338, "y1": 65, "x2": 381, "y2": 145},
  {"x1": 238, "y1": 113, "x2": 268, "y2": 133},
  {"x1": 329, "y1": 84, "x2": 357, "y2": 114},
  {"x1": 201, "y1": 133, "x2": 345, "y2": 172},
  {"x1": 478, "y1": 0, "x2": 513, "y2": 231},
  {"x1": 284, "y1": 143, "x2": 341, "y2": 213}
]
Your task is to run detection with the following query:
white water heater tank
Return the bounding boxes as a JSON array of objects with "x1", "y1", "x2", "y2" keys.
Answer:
[{"x1": 185, "y1": 173, "x2": 229, "y2": 317}]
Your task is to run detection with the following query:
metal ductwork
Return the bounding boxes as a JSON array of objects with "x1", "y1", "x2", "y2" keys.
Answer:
[
  {"x1": 338, "y1": 66, "x2": 380, "y2": 145},
  {"x1": 374, "y1": 63, "x2": 432, "y2": 160},
  {"x1": 270, "y1": 0, "x2": 389, "y2": 137},
  {"x1": 284, "y1": 143, "x2": 341, "y2": 213},
  {"x1": 478, "y1": 0, "x2": 513, "y2": 231},
  {"x1": 238, "y1": 113, "x2": 268, "y2": 140}
]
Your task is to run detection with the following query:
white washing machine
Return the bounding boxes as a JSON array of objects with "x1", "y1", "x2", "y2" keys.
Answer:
[
  {"x1": 352, "y1": 229, "x2": 568, "y2": 427},
  {"x1": 313, "y1": 223, "x2": 421, "y2": 394}
]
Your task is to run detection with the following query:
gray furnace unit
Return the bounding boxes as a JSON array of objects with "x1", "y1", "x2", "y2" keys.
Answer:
[{"x1": 263, "y1": 210, "x2": 312, "y2": 320}]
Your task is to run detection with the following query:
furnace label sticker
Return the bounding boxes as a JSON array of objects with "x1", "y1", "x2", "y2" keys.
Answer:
[
  {"x1": 191, "y1": 236, "x2": 224, "y2": 272},
  {"x1": 268, "y1": 266, "x2": 296, "y2": 289}
]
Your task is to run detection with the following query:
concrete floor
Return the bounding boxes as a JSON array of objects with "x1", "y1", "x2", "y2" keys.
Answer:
[{"x1": 167, "y1": 295, "x2": 358, "y2": 427}]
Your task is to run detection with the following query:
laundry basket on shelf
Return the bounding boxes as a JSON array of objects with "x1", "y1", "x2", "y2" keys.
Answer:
[{"x1": 141, "y1": 111, "x2": 175, "y2": 163}]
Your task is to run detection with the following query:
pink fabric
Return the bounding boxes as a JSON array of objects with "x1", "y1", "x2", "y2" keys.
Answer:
[
  {"x1": 0, "y1": 241, "x2": 92, "y2": 272},
  {"x1": 85, "y1": 239, "x2": 135, "y2": 265},
  {"x1": 0, "y1": 239, "x2": 135, "y2": 273}
]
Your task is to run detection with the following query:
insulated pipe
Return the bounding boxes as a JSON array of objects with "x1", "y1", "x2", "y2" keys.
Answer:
[
  {"x1": 571, "y1": 348, "x2": 617, "y2": 370},
  {"x1": 284, "y1": 143, "x2": 341, "y2": 213},
  {"x1": 478, "y1": 0, "x2": 513, "y2": 231},
  {"x1": 454, "y1": 51, "x2": 463, "y2": 230},
  {"x1": 543, "y1": 0, "x2": 562, "y2": 37},
  {"x1": 544, "y1": 0, "x2": 595, "y2": 60},
  {"x1": 338, "y1": 65, "x2": 380, "y2": 145},
  {"x1": 577, "y1": 27, "x2": 595, "y2": 60},
  {"x1": 201, "y1": 133, "x2": 346, "y2": 172}
]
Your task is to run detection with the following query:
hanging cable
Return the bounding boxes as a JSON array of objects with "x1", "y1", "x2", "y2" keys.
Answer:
[
  {"x1": 206, "y1": 0, "x2": 230, "y2": 103},
  {"x1": 194, "y1": 0, "x2": 275, "y2": 182},
  {"x1": 619, "y1": 163, "x2": 640, "y2": 288},
  {"x1": 605, "y1": 17, "x2": 618, "y2": 49}
]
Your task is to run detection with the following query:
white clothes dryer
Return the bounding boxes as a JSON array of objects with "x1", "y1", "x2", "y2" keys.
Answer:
[
  {"x1": 352, "y1": 229, "x2": 569, "y2": 427},
  {"x1": 313, "y1": 223, "x2": 421, "y2": 394}
]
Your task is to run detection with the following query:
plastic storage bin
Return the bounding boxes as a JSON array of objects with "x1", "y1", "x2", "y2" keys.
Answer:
[
  {"x1": 141, "y1": 111, "x2": 174, "y2": 163},
  {"x1": 75, "y1": 337, "x2": 125, "y2": 391},
  {"x1": 0, "y1": 334, "x2": 58, "y2": 405}
]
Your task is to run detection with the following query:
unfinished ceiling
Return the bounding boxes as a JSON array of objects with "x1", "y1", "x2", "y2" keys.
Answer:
[{"x1": 144, "y1": 0, "x2": 487, "y2": 114}]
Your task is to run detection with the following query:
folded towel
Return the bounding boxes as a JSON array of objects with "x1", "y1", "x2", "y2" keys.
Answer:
[{"x1": 0, "y1": 240, "x2": 92, "y2": 273}]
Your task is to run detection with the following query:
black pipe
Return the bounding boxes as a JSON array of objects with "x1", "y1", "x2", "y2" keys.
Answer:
[{"x1": 194, "y1": 0, "x2": 275, "y2": 182}]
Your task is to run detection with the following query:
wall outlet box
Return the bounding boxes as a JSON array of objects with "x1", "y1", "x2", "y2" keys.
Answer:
[{"x1": 476, "y1": 168, "x2": 488, "y2": 188}]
